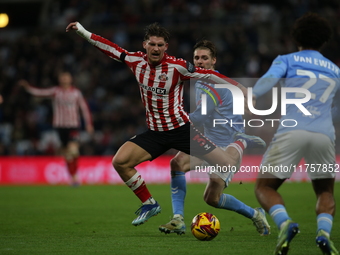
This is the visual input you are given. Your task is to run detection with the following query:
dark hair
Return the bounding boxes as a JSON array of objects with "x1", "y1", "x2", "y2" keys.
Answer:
[
  {"x1": 144, "y1": 22, "x2": 170, "y2": 43},
  {"x1": 193, "y1": 40, "x2": 217, "y2": 59},
  {"x1": 291, "y1": 12, "x2": 333, "y2": 50}
]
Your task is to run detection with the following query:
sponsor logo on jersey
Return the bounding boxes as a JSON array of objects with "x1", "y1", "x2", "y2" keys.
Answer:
[{"x1": 139, "y1": 83, "x2": 167, "y2": 95}]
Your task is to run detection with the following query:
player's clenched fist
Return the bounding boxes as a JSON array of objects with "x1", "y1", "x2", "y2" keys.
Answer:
[
  {"x1": 17, "y1": 79, "x2": 30, "y2": 89},
  {"x1": 66, "y1": 22, "x2": 78, "y2": 32}
]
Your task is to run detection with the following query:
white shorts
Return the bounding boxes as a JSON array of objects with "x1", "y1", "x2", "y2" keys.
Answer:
[
  {"x1": 206, "y1": 146, "x2": 238, "y2": 187},
  {"x1": 260, "y1": 130, "x2": 336, "y2": 180}
]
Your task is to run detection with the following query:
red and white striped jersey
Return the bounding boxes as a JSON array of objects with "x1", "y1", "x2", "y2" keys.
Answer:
[
  {"x1": 25, "y1": 85, "x2": 92, "y2": 128},
  {"x1": 77, "y1": 25, "x2": 238, "y2": 131}
]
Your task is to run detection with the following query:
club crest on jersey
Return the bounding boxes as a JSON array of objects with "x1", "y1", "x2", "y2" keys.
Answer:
[{"x1": 158, "y1": 73, "x2": 168, "y2": 81}]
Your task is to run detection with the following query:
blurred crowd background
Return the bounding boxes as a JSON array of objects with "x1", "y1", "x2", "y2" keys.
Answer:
[{"x1": 0, "y1": 0, "x2": 339, "y2": 156}]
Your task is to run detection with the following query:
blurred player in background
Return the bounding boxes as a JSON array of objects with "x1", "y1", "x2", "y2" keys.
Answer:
[
  {"x1": 159, "y1": 39, "x2": 270, "y2": 236},
  {"x1": 18, "y1": 72, "x2": 94, "y2": 186},
  {"x1": 252, "y1": 13, "x2": 339, "y2": 255},
  {"x1": 66, "y1": 22, "x2": 266, "y2": 226}
]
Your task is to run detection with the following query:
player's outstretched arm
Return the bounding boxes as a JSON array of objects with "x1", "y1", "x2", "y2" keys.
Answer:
[
  {"x1": 65, "y1": 22, "x2": 129, "y2": 64},
  {"x1": 17, "y1": 79, "x2": 55, "y2": 97},
  {"x1": 65, "y1": 22, "x2": 91, "y2": 40}
]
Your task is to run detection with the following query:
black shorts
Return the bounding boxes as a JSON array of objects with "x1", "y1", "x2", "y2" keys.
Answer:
[
  {"x1": 56, "y1": 128, "x2": 79, "y2": 147},
  {"x1": 129, "y1": 122, "x2": 216, "y2": 160}
]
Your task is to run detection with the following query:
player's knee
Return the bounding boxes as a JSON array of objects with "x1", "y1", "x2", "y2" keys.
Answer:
[
  {"x1": 170, "y1": 157, "x2": 185, "y2": 173},
  {"x1": 64, "y1": 143, "x2": 79, "y2": 161},
  {"x1": 203, "y1": 193, "x2": 219, "y2": 207},
  {"x1": 64, "y1": 149, "x2": 79, "y2": 162},
  {"x1": 112, "y1": 154, "x2": 136, "y2": 174},
  {"x1": 170, "y1": 157, "x2": 179, "y2": 169},
  {"x1": 112, "y1": 155, "x2": 127, "y2": 173}
]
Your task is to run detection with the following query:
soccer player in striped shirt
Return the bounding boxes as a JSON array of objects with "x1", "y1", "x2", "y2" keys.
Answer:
[
  {"x1": 19, "y1": 72, "x2": 94, "y2": 186},
  {"x1": 252, "y1": 13, "x2": 339, "y2": 255},
  {"x1": 66, "y1": 22, "x2": 266, "y2": 226},
  {"x1": 158, "y1": 40, "x2": 270, "y2": 236}
]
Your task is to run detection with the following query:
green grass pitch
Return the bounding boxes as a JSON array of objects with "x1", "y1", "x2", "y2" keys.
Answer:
[{"x1": 1, "y1": 182, "x2": 339, "y2": 255}]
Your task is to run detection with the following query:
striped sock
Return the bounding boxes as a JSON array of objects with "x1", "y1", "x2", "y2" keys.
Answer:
[
  {"x1": 125, "y1": 172, "x2": 153, "y2": 203},
  {"x1": 317, "y1": 213, "x2": 333, "y2": 236},
  {"x1": 269, "y1": 204, "x2": 291, "y2": 230}
]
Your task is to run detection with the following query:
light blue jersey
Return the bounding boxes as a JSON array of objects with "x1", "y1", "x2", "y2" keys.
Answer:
[
  {"x1": 253, "y1": 50, "x2": 340, "y2": 141},
  {"x1": 190, "y1": 76, "x2": 244, "y2": 147}
]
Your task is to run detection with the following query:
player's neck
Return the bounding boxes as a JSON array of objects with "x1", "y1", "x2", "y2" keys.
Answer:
[{"x1": 60, "y1": 84, "x2": 72, "y2": 89}]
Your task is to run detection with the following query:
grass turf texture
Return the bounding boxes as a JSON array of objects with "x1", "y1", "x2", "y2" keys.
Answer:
[{"x1": 1, "y1": 182, "x2": 339, "y2": 255}]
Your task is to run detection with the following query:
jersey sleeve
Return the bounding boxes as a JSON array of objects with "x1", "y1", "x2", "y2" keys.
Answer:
[
  {"x1": 173, "y1": 59, "x2": 239, "y2": 86},
  {"x1": 76, "y1": 22, "x2": 128, "y2": 63},
  {"x1": 77, "y1": 90, "x2": 93, "y2": 126},
  {"x1": 253, "y1": 55, "x2": 287, "y2": 98},
  {"x1": 25, "y1": 85, "x2": 56, "y2": 97}
]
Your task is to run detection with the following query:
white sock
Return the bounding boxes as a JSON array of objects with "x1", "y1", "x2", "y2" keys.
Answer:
[
  {"x1": 252, "y1": 209, "x2": 258, "y2": 219},
  {"x1": 174, "y1": 214, "x2": 183, "y2": 220},
  {"x1": 143, "y1": 197, "x2": 156, "y2": 205},
  {"x1": 125, "y1": 172, "x2": 144, "y2": 191},
  {"x1": 237, "y1": 139, "x2": 248, "y2": 148}
]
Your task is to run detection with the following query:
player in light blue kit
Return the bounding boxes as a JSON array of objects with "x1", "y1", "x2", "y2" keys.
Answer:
[
  {"x1": 159, "y1": 40, "x2": 270, "y2": 236},
  {"x1": 252, "y1": 13, "x2": 340, "y2": 255}
]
